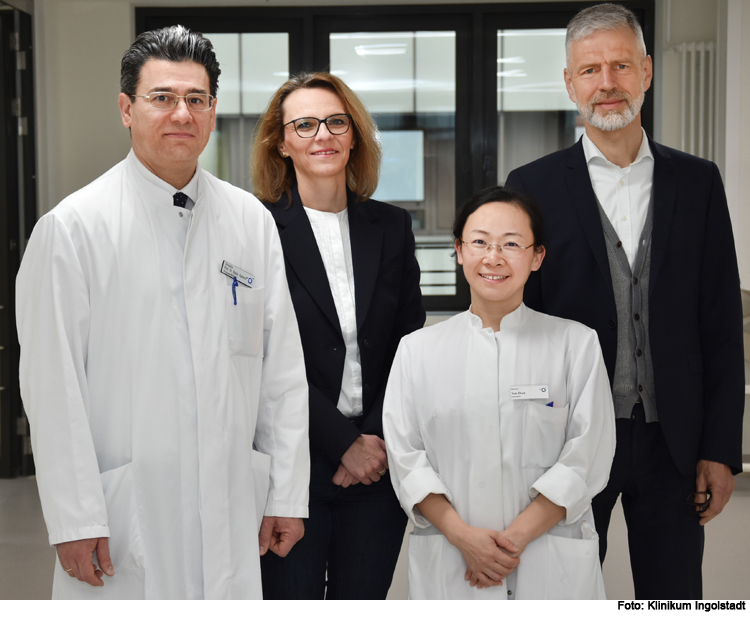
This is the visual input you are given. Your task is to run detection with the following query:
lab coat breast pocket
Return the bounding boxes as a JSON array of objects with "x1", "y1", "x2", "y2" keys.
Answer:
[
  {"x1": 227, "y1": 284, "x2": 265, "y2": 357},
  {"x1": 522, "y1": 402, "x2": 568, "y2": 469}
]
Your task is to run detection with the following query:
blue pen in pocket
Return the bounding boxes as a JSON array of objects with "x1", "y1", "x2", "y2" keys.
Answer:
[
  {"x1": 232, "y1": 276, "x2": 238, "y2": 305},
  {"x1": 546, "y1": 401, "x2": 554, "y2": 407}
]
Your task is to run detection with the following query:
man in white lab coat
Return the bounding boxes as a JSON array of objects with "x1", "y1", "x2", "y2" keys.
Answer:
[{"x1": 16, "y1": 25, "x2": 310, "y2": 599}]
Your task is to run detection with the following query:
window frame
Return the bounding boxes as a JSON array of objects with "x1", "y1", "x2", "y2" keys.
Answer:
[{"x1": 137, "y1": 1, "x2": 655, "y2": 313}]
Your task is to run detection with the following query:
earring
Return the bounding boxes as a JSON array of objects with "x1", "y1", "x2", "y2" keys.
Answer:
[{"x1": 280, "y1": 152, "x2": 289, "y2": 158}]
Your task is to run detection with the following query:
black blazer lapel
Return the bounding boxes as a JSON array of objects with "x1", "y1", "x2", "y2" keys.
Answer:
[
  {"x1": 273, "y1": 189, "x2": 340, "y2": 332},
  {"x1": 648, "y1": 139, "x2": 677, "y2": 293},
  {"x1": 348, "y1": 193, "x2": 383, "y2": 331},
  {"x1": 564, "y1": 141, "x2": 614, "y2": 289}
]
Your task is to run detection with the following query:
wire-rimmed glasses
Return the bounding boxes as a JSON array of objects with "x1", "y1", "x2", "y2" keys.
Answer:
[
  {"x1": 460, "y1": 239, "x2": 535, "y2": 257},
  {"x1": 133, "y1": 92, "x2": 215, "y2": 112},
  {"x1": 283, "y1": 113, "x2": 352, "y2": 138}
]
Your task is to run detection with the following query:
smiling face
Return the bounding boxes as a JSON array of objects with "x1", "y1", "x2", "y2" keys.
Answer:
[
  {"x1": 278, "y1": 87, "x2": 355, "y2": 191},
  {"x1": 118, "y1": 59, "x2": 216, "y2": 189},
  {"x1": 564, "y1": 26, "x2": 652, "y2": 132},
  {"x1": 455, "y1": 202, "x2": 544, "y2": 325}
]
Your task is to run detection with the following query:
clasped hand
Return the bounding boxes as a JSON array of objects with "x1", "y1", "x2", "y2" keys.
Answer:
[
  {"x1": 455, "y1": 526, "x2": 520, "y2": 590},
  {"x1": 333, "y1": 434, "x2": 388, "y2": 486}
]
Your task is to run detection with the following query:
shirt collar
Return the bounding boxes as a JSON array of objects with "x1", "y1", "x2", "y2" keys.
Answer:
[
  {"x1": 129, "y1": 149, "x2": 200, "y2": 203},
  {"x1": 582, "y1": 127, "x2": 653, "y2": 168},
  {"x1": 467, "y1": 301, "x2": 527, "y2": 332}
]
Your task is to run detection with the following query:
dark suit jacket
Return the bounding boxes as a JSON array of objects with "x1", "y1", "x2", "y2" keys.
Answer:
[
  {"x1": 506, "y1": 137, "x2": 744, "y2": 476},
  {"x1": 265, "y1": 187, "x2": 426, "y2": 464}
]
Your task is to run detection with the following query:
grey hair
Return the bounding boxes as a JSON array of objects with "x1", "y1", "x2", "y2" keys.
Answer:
[
  {"x1": 566, "y1": 3, "x2": 647, "y2": 68},
  {"x1": 120, "y1": 25, "x2": 221, "y2": 100}
]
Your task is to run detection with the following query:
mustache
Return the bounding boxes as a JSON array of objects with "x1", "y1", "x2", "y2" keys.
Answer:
[{"x1": 589, "y1": 90, "x2": 633, "y2": 105}]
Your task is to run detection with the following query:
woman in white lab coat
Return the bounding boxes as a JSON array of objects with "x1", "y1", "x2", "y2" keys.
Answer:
[{"x1": 383, "y1": 186, "x2": 616, "y2": 599}]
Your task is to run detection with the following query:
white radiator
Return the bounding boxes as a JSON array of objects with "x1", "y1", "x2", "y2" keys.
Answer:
[{"x1": 668, "y1": 41, "x2": 717, "y2": 161}]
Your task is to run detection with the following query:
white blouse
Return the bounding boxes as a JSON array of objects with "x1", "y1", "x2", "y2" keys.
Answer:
[{"x1": 304, "y1": 206, "x2": 363, "y2": 418}]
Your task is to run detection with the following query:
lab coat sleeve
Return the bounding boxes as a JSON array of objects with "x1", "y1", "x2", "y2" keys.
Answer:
[
  {"x1": 530, "y1": 328, "x2": 616, "y2": 525},
  {"x1": 16, "y1": 213, "x2": 110, "y2": 545},
  {"x1": 254, "y1": 213, "x2": 311, "y2": 518},
  {"x1": 383, "y1": 339, "x2": 452, "y2": 529}
]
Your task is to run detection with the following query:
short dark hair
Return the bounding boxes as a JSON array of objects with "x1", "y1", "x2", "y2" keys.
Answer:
[
  {"x1": 120, "y1": 25, "x2": 221, "y2": 100},
  {"x1": 452, "y1": 186, "x2": 546, "y2": 251}
]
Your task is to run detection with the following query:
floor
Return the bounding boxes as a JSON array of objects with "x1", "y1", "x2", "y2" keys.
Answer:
[{"x1": 1, "y1": 474, "x2": 748, "y2": 600}]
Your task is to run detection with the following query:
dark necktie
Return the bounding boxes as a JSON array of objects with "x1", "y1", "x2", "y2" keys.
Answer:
[{"x1": 173, "y1": 192, "x2": 189, "y2": 208}]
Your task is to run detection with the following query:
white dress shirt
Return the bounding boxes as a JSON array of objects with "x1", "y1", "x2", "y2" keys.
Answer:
[
  {"x1": 304, "y1": 206, "x2": 363, "y2": 418},
  {"x1": 582, "y1": 128, "x2": 654, "y2": 265}
]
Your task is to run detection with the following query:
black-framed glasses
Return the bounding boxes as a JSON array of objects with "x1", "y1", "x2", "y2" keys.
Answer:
[
  {"x1": 133, "y1": 92, "x2": 215, "y2": 112},
  {"x1": 283, "y1": 113, "x2": 352, "y2": 138},
  {"x1": 686, "y1": 491, "x2": 712, "y2": 513}
]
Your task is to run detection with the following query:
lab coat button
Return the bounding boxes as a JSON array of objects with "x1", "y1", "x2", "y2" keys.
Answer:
[
  {"x1": 363, "y1": 339, "x2": 371, "y2": 349},
  {"x1": 608, "y1": 319, "x2": 616, "y2": 329},
  {"x1": 364, "y1": 383, "x2": 372, "y2": 393}
]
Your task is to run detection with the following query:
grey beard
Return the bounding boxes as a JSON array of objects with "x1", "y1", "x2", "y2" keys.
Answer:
[{"x1": 578, "y1": 90, "x2": 645, "y2": 131}]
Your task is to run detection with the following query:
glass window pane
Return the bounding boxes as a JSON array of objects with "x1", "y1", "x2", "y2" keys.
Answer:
[
  {"x1": 497, "y1": 29, "x2": 581, "y2": 183},
  {"x1": 199, "y1": 32, "x2": 289, "y2": 193},
  {"x1": 331, "y1": 31, "x2": 457, "y2": 297}
]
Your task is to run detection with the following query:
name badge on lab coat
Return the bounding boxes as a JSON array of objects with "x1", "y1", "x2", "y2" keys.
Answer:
[
  {"x1": 221, "y1": 260, "x2": 255, "y2": 288},
  {"x1": 510, "y1": 385, "x2": 549, "y2": 400}
]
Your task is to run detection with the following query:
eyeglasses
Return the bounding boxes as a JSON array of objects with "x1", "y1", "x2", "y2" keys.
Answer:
[
  {"x1": 283, "y1": 113, "x2": 352, "y2": 138},
  {"x1": 686, "y1": 491, "x2": 712, "y2": 513},
  {"x1": 133, "y1": 92, "x2": 215, "y2": 112},
  {"x1": 460, "y1": 239, "x2": 535, "y2": 257}
]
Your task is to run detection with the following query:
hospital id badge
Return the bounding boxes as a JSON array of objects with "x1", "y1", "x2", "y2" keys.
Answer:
[
  {"x1": 221, "y1": 260, "x2": 254, "y2": 288},
  {"x1": 510, "y1": 384, "x2": 549, "y2": 400}
]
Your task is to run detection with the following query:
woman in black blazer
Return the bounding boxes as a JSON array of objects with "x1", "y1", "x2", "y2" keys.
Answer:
[{"x1": 251, "y1": 72, "x2": 426, "y2": 599}]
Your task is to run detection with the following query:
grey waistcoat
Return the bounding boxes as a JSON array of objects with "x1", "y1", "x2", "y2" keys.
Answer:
[{"x1": 597, "y1": 195, "x2": 658, "y2": 422}]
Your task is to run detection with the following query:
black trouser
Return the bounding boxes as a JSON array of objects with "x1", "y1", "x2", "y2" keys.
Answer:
[
  {"x1": 592, "y1": 403, "x2": 704, "y2": 600},
  {"x1": 260, "y1": 450, "x2": 407, "y2": 600}
]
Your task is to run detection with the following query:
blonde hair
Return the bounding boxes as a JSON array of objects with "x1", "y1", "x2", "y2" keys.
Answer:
[{"x1": 251, "y1": 72, "x2": 382, "y2": 205}]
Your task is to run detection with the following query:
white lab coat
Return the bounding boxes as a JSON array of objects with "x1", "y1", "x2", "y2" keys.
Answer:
[
  {"x1": 16, "y1": 151, "x2": 310, "y2": 599},
  {"x1": 383, "y1": 305, "x2": 615, "y2": 599}
]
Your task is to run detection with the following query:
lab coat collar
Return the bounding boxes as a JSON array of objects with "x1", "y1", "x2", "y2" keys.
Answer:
[
  {"x1": 126, "y1": 149, "x2": 202, "y2": 206},
  {"x1": 467, "y1": 301, "x2": 528, "y2": 332}
]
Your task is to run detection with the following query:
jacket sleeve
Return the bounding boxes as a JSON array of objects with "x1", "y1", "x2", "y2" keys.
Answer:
[
  {"x1": 253, "y1": 213, "x2": 311, "y2": 517},
  {"x1": 16, "y1": 213, "x2": 110, "y2": 546},
  {"x1": 383, "y1": 339, "x2": 452, "y2": 529},
  {"x1": 696, "y1": 164, "x2": 745, "y2": 473},
  {"x1": 530, "y1": 328, "x2": 616, "y2": 525},
  {"x1": 360, "y1": 209, "x2": 426, "y2": 438},
  {"x1": 308, "y1": 384, "x2": 362, "y2": 464}
]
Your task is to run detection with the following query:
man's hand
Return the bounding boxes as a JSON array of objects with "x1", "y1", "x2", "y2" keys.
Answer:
[
  {"x1": 340, "y1": 434, "x2": 388, "y2": 484},
  {"x1": 259, "y1": 517, "x2": 305, "y2": 558},
  {"x1": 695, "y1": 459, "x2": 736, "y2": 525},
  {"x1": 56, "y1": 537, "x2": 115, "y2": 586},
  {"x1": 332, "y1": 463, "x2": 360, "y2": 488}
]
